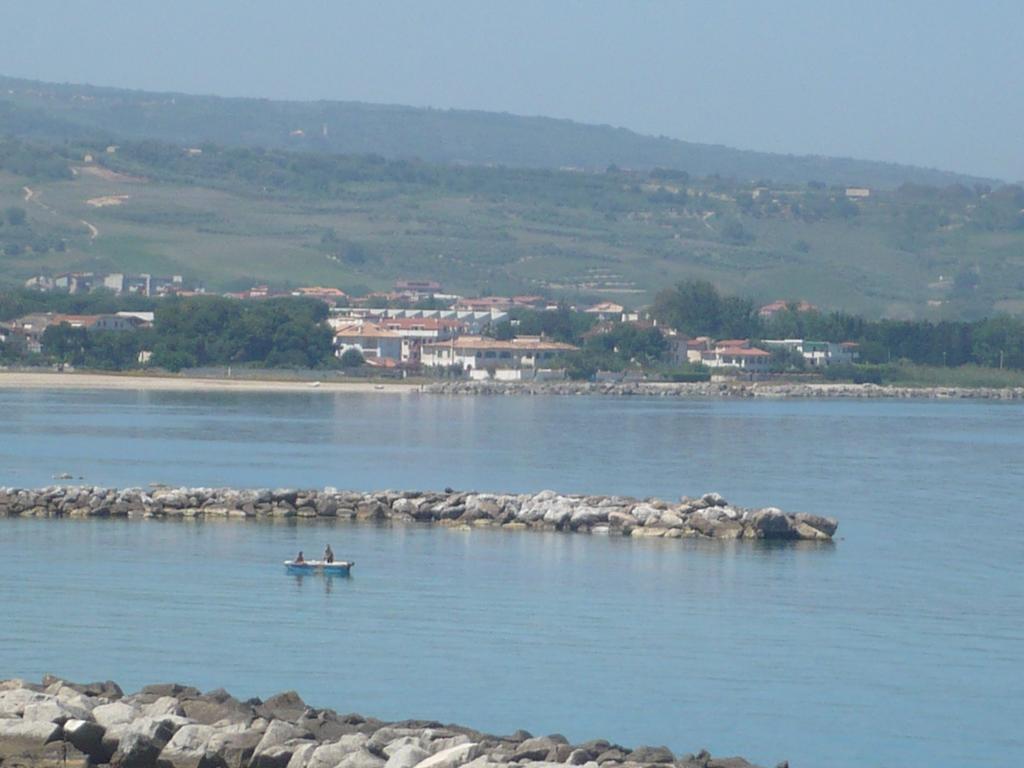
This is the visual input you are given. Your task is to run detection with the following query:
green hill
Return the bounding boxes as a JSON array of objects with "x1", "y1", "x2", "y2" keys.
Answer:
[
  {"x1": 2, "y1": 133, "x2": 1023, "y2": 320},
  {"x1": 0, "y1": 75, "x2": 995, "y2": 189}
]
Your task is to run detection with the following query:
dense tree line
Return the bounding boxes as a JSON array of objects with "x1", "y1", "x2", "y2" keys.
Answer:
[
  {"x1": 0, "y1": 137, "x2": 73, "y2": 180},
  {"x1": 652, "y1": 281, "x2": 1024, "y2": 370},
  {"x1": 0, "y1": 289, "x2": 157, "y2": 322},
  {"x1": 147, "y1": 296, "x2": 334, "y2": 370},
  {"x1": 13, "y1": 296, "x2": 335, "y2": 371}
]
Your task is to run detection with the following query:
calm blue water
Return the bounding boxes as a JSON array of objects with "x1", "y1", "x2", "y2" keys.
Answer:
[{"x1": 1, "y1": 389, "x2": 1022, "y2": 768}]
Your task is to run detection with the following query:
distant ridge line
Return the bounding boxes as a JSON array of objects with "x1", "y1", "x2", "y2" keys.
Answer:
[{"x1": 0, "y1": 73, "x2": 995, "y2": 189}]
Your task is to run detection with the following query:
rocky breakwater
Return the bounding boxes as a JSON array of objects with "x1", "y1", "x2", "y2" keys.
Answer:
[
  {"x1": 0, "y1": 676, "x2": 786, "y2": 768},
  {"x1": 0, "y1": 487, "x2": 837, "y2": 542},
  {"x1": 425, "y1": 380, "x2": 1024, "y2": 400}
]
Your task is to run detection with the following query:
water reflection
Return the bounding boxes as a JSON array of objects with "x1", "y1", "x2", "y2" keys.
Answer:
[{"x1": 290, "y1": 571, "x2": 351, "y2": 593}]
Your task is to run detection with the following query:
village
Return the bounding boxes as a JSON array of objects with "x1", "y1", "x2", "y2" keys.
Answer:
[{"x1": 2, "y1": 273, "x2": 859, "y2": 379}]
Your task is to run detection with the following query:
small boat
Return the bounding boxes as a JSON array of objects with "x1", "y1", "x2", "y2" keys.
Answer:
[{"x1": 283, "y1": 559, "x2": 354, "y2": 576}]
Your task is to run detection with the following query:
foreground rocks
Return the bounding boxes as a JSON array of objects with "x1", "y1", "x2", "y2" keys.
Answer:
[
  {"x1": 0, "y1": 677, "x2": 781, "y2": 768},
  {"x1": 426, "y1": 380, "x2": 1024, "y2": 400},
  {"x1": 0, "y1": 487, "x2": 836, "y2": 542}
]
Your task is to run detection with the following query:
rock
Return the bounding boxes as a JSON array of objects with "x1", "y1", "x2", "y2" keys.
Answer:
[
  {"x1": 749, "y1": 509, "x2": 794, "y2": 538},
  {"x1": 156, "y1": 724, "x2": 215, "y2": 768},
  {"x1": 0, "y1": 741, "x2": 91, "y2": 768},
  {"x1": 255, "y1": 720, "x2": 313, "y2": 755},
  {"x1": 285, "y1": 741, "x2": 320, "y2": 768},
  {"x1": 0, "y1": 718, "x2": 63, "y2": 747},
  {"x1": 414, "y1": 742, "x2": 480, "y2": 768},
  {"x1": 306, "y1": 734, "x2": 369, "y2": 768},
  {"x1": 335, "y1": 747, "x2": 387, "y2": 768},
  {"x1": 94, "y1": 701, "x2": 141, "y2": 729},
  {"x1": 144, "y1": 696, "x2": 186, "y2": 718},
  {"x1": 140, "y1": 684, "x2": 201, "y2": 700},
  {"x1": 511, "y1": 736, "x2": 562, "y2": 761},
  {"x1": 181, "y1": 695, "x2": 252, "y2": 725},
  {"x1": 630, "y1": 504, "x2": 661, "y2": 525},
  {"x1": 630, "y1": 526, "x2": 666, "y2": 538},
  {"x1": 296, "y1": 710, "x2": 358, "y2": 742},
  {"x1": 425, "y1": 735, "x2": 471, "y2": 755},
  {"x1": 793, "y1": 521, "x2": 831, "y2": 541},
  {"x1": 595, "y1": 748, "x2": 626, "y2": 764},
  {"x1": 112, "y1": 731, "x2": 164, "y2": 768},
  {"x1": 257, "y1": 691, "x2": 307, "y2": 723},
  {"x1": 52, "y1": 686, "x2": 99, "y2": 712},
  {"x1": 384, "y1": 744, "x2": 429, "y2": 768},
  {"x1": 63, "y1": 718, "x2": 108, "y2": 761},
  {"x1": 22, "y1": 697, "x2": 93, "y2": 724},
  {"x1": 626, "y1": 745, "x2": 674, "y2": 763},
  {"x1": 206, "y1": 729, "x2": 264, "y2": 768},
  {"x1": 567, "y1": 749, "x2": 592, "y2": 765},
  {"x1": 0, "y1": 688, "x2": 52, "y2": 717},
  {"x1": 793, "y1": 513, "x2": 838, "y2": 537},
  {"x1": 252, "y1": 743, "x2": 309, "y2": 768},
  {"x1": 69, "y1": 679, "x2": 124, "y2": 700}
]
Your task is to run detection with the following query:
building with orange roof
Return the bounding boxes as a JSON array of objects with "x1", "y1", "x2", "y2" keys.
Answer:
[{"x1": 332, "y1": 321, "x2": 404, "y2": 362}]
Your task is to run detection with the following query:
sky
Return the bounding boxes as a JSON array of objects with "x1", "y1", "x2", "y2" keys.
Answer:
[{"x1": 1, "y1": 0, "x2": 1022, "y2": 180}]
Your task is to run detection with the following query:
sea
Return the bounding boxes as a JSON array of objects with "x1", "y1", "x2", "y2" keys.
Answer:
[{"x1": 0, "y1": 388, "x2": 1021, "y2": 768}]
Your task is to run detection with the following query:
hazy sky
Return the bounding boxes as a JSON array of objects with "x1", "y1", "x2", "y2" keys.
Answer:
[{"x1": 2, "y1": 0, "x2": 1022, "y2": 180}]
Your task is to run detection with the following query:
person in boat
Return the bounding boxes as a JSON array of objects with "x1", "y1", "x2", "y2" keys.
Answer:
[
  {"x1": 324, "y1": 545, "x2": 334, "y2": 564},
  {"x1": 294, "y1": 550, "x2": 305, "y2": 564}
]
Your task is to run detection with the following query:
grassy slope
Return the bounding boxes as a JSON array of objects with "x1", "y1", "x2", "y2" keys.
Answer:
[{"x1": 5, "y1": 157, "x2": 1024, "y2": 319}]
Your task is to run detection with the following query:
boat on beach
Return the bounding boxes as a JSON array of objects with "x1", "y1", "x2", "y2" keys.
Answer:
[{"x1": 284, "y1": 559, "x2": 354, "y2": 576}]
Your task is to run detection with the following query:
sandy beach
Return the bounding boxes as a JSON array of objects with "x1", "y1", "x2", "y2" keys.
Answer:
[{"x1": 0, "y1": 371, "x2": 418, "y2": 394}]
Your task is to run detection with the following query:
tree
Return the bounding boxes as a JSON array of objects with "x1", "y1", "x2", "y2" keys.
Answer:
[
  {"x1": 768, "y1": 346, "x2": 805, "y2": 372},
  {"x1": 41, "y1": 323, "x2": 89, "y2": 365},
  {"x1": 339, "y1": 348, "x2": 365, "y2": 368},
  {"x1": 4, "y1": 207, "x2": 27, "y2": 227},
  {"x1": 492, "y1": 321, "x2": 515, "y2": 341},
  {"x1": 651, "y1": 280, "x2": 723, "y2": 336}
]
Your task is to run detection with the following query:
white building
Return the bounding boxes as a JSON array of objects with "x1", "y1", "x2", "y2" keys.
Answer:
[
  {"x1": 700, "y1": 346, "x2": 773, "y2": 372},
  {"x1": 761, "y1": 339, "x2": 860, "y2": 367},
  {"x1": 420, "y1": 336, "x2": 577, "y2": 372},
  {"x1": 332, "y1": 322, "x2": 404, "y2": 362},
  {"x1": 330, "y1": 308, "x2": 506, "y2": 335}
]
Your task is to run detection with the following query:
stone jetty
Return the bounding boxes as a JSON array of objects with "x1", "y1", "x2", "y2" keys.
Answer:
[
  {"x1": 0, "y1": 676, "x2": 782, "y2": 768},
  {"x1": 0, "y1": 487, "x2": 836, "y2": 541},
  {"x1": 426, "y1": 380, "x2": 1024, "y2": 400}
]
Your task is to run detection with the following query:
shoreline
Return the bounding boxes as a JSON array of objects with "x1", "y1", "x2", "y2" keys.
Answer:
[
  {"x1": 0, "y1": 371, "x2": 417, "y2": 394},
  {"x1": 0, "y1": 676, "x2": 774, "y2": 768},
  {"x1": 425, "y1": 379, "x2": 1024, "y2": 400},
  {"x1": 0, "y1": 486, "x2": 837, "y2": 542},
  {"x1": 1, "y1": 370, "x2": 1023, "y2": 399}
]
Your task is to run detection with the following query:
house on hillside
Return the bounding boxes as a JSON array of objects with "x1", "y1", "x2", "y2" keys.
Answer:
[
  {"x1": 758, "y1": 300, "x2": 818, "y2": 320},
  {"x1": 583, "y1": 301, "x2": 626, "y2": 320},
  {"x1": 292, "y1": 287, "x2": 348, "y2": 306}
]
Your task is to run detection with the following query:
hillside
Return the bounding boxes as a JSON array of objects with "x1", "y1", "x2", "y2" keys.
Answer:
[
  {"x1": 2, "y1": 135, "x2": 1023, "y2": 320},
  {"x1": 0, "y1": 75, "x2": 995, "y2": 189}
]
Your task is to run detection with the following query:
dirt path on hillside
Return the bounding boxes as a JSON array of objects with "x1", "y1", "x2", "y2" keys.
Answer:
[
  {"x1": 22, "y1": 186, "x2": 56, "y2": 215},
  {"x1": 80, "y1": 219, "x2": 99, "y2": 240},
  {"x1": 24, "y1": 185, "x2": 100, "y2": 239}
]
